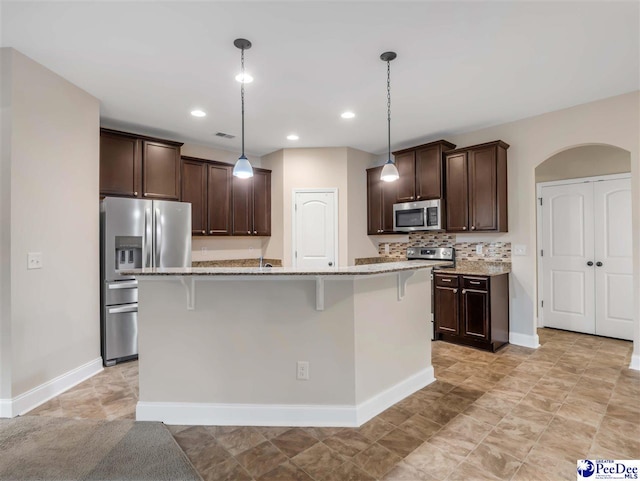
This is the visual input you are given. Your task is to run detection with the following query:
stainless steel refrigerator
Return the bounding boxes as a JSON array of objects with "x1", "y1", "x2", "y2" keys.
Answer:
[{"x1": 100, "y1": 197, "x2": 191, "y2": 366}]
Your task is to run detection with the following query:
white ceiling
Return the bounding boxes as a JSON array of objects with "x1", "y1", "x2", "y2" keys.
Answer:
[{"x1": 2, "y1": 1, "x2": 638, "y2": 156}]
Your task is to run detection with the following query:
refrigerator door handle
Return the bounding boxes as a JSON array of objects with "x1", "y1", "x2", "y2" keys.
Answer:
[
  {"x1": 144, "y1": 208, "x2": 152, "y2": 268},
  {"x1": 108, "y1": 304, "x2": 138, "y2": 314},
  {"x1": 155, "y1": 207, "x2": 161, "y2": 268},
  {"x1": 108, "y1": 281, "x2": 138, "y2": 289}
]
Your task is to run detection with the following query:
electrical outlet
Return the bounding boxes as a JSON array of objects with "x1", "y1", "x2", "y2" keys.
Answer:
[
  {"x1": 27, "y1": 252, "x2": 43, "y2": 270},
  {"x1": 475, "y1": 244, "x2": 483, "y2": 255},
  {"x1": 296, "y1": 361, "x2": 309, "y2": 380},
  {"x1": 384, "y1": 243, "x2": 390, "y2": 255},
  {"x1": 513, "y1": 244, "x2": 527, "y2": 256}
]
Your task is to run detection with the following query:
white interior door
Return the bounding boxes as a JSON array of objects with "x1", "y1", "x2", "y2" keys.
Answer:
[
  {"x1": 593, "y1": 178, "x2": 633, "y2": 340},
  {"x1": 541, "y1": 182, "x2": 595, "y2": 334},
  {"x1": 293, "y1": 190, "x2": 337, "y2": 269}
]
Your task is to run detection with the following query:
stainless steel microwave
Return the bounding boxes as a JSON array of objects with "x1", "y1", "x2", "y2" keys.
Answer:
[{"x1": 393, "y1": 199, "x2": 442, "y2": 232}]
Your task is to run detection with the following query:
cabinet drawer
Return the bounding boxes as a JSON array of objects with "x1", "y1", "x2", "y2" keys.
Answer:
[
  {"x1": 463, "y1": 277, "x2": 488, "y2": 291},
  {"x1": 435, "y1": 275, "x2": 459, "y2": 287}
]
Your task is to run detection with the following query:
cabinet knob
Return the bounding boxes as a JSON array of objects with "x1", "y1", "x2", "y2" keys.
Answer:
[
  {"x1": 410, "y1": 196, "x2": 415, "y2": 200},
  {"x1": 416, "y1": 195, "x2": 421, "y2": 200},
  {"x1": 462, "y1": 226, "x2": 467, "y2": 231},
  {"x1": 254, "y1": 230, "x2": 257, "y2": 234},
  {"x1": 462, "y1": 289, "x2": 467, "y2": 294},
  {"x1": 247, "y1": 231, "x2": 251, "y2": 234},
  {"x1": 134, "y1": 192, "x2": 138, "y2": 196},
  {"x1": 453, "y1": 288, "x2": 458, "y2": 294},
  {"x1": 471, "y1": 226, "x2": 476, "y2": 231},
  {"x1": 209, "y1": 230, "x2": 214, "y2": 234},
  {"x1": 202, "y1": 230, "x2": 206, "y2": 234}
]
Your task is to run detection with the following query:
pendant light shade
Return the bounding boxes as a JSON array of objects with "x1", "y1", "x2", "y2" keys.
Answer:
[
  {"x1": 380, "y1": 51, "x2": 399, "y2": 183},
  {"x1": 233, "y1": 38, "x2": 253, "y2": 179}
]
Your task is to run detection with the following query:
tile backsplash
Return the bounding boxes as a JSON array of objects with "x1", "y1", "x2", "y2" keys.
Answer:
[{"x1": 378, "y1": 233, "x2": 511, "y2": 262}]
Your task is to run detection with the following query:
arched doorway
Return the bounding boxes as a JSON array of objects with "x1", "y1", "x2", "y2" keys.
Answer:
[{"x1": 535, "y1": 144, "x2": 632, "y2": 340}]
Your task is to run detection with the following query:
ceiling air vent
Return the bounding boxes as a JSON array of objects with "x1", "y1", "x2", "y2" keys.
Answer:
[{"x1": 214, "y1": 132, "x2": 236, "y2": 139}]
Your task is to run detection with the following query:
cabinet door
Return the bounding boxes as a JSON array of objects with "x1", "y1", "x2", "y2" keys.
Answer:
[
  {"x1": 252, "y1": 170, "x2": 271, "y2": 236},
  {"x1": 462, "y1": 287, "x2": 489, "y2": 340},
  {"x1": 415, "y1": 145, "x2": 442, "y2": 200},
  {"x1": 445, "y1": 152, "x2": 469, "y2": 232},
  {"x1": 181, "y1": 160, "x2": 207, "y2": 235},
  {"x1": 381, "y1": 178, "x2": 397, "y2": 233},
  {"x1": 394, "y1": 151, "x2": 416, "y2": 202},
  {"x1": 142, "y1": 141, "x2": 180, "y2": 200},
  {"x1": 434, "y1": 286, "x2": 459, "y2": 334},
  {"x1": 366, "y1": 168, "x2": 383, "y2": 234},
  {"x1": 469, "y1": 145, "x2": 497, "y2": 231},
  {"x1": 208, "y1": 164, "x2": 232, "y2": 235},
  {"x1": 100, "y1": 132, "x2": 141, "y2": 197},
  {"x1": 232, "y1": 177, "x2": 252, "y2": 236}
]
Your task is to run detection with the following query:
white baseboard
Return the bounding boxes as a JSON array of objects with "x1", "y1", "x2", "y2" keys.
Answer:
[
  {"x1": 630, "y1": 354, "x2": 640, "y2": 371},
  {"x1": 509, "y1": 332, "x2": 540, "y2": 349},
  {"x1": 137, "y1": 367, "x2": 435, "y2": 427},
  {"x1": 355, "y1": 366, "x2": 435, "y2": 425},
  {"x1": 0, "y1": 357, "x2": 103, "y2": 418}
]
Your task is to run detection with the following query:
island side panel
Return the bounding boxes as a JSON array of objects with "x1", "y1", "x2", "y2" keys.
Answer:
[
  {"x1": 353, "y1": 269, "x2": 434, "y2": 408},
  {"x1": 137, "y1": 277, "x2": 357, "y2": 406}
]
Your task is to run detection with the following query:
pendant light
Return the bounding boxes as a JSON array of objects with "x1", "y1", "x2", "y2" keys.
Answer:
[
  {"x1": 380, "y1": 51, "x2": 399, "y2": 183},
  {"x1": 233, "y1": 38, "x2": 253, "y2": 179}
]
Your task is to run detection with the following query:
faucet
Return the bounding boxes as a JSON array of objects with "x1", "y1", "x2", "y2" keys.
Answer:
[{"x1": 259, "y1": 256, "x2": 264, "y2": 268}]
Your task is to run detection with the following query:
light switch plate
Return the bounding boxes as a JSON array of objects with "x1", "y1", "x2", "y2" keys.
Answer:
[
  {"x1": 27, "y1": 252, "x2": 43, "y2": 269},
  {"x1": 513, "y1": 244, "x2": 527, "y2": 256}
]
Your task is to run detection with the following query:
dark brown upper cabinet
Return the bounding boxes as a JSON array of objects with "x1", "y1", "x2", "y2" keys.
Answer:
[
  {"x1": 366, "y1": 166, "x2": 397, "y2": 235},
  {"x1": 444, "y1": 140, "x2": 509, "y2": 233},
  {"x1": 100, "y1": 128, "x2": 183, "y2": 200},
  {"x1": 232, "y1": 168, "x2": 271, "y2": 236},
  {"x1": 181, "y1": 157, "x2": 233, "y2": 236},
  {"x1": 392, "y1": 140, "x2": 456, "y2": 203}
]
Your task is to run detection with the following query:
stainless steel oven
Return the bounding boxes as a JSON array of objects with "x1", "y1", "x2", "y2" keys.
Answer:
[{"x1": 393, "y1": 199, "x2": 442, "y2": 232}]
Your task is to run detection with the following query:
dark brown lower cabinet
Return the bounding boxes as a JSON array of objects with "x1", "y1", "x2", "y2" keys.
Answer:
[{"x1": 434, "y1": 273, "x2": 509, "y2": 352}]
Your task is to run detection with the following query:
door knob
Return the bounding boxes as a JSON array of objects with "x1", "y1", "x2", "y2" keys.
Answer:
[
  {"x1": 328, "y1": 262, "x2": 333, "y2": 266},
  {"x1": 587, "y1": 261, "x2": 593, "y2": 266},
  {"x1": 596, "y1": 261, "x2": 603, "y2": 267}
]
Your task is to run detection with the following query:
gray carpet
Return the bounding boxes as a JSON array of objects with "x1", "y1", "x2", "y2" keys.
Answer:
[{"x1": 0, "y1": 417, "x2": 202, "y2": 481}]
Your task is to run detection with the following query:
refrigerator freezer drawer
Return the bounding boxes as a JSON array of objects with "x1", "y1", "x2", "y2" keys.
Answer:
[
  {"x1": 104, "y1": 304, "x2": 138, "y2": 362},
  {"x1": 105, "y1": 281, "x2": 138, "y2": 305}
]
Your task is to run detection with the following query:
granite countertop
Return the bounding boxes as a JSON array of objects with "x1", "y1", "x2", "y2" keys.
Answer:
[
  {"x1": 433, "y1": 260, "x2": 511, "y2": 277},
  {"x1": 121, "y1": 259, "x2": 452, "y2": 277},
  {"x1": 192, "y1": 258, "x2": 282, "y2": 268}
]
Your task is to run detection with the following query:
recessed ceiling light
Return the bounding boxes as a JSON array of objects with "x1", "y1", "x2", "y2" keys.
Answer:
[
  {"x1": 341, "y1": 111, "x2": 355, "y2": 119},
  {"x1": 191, "y1": 110, "x2": 207, "y2": 117},
  {"x1": 286, "y1": 134, "x2": 299, "y2": 141},
  {"x1": 235, "y1": 73, "x2": 254, "y2": 83}
]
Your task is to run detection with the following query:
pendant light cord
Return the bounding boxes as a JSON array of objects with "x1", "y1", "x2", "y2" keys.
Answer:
[
  {"x1": 387, "y1": 59, "x2": 391, "y2": 162},
  {"x1": 240, "y1": 47, "x2": 245, "y2": 157}
]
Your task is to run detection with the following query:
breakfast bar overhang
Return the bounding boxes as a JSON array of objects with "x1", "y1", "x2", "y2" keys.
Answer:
[{"x1": 125, "y1": 261, "x2": 446, "y2": 427}]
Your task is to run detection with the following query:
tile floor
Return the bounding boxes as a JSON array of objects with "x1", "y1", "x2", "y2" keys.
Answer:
[{"x1": 26, "y1": 328, "x2": 640, "y2": 481}]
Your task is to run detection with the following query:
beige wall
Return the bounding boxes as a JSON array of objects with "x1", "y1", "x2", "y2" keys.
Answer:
[
  {"x1": 261, "y1": 149, "x2": 284, "y2": 261},
  {"x1": 1, "y1": 48, "x2": 101, "y2": 398},
  {"x1": 444, "y1": 91, "x2": 639, "y2": 354},
  {"x1": 281, "y1": 148, "x2": 349, "y2": 267},
  {"x1": 347, "y1": 148, "x2": 379, "y2": 265},
  {"x1": 535, "y1": 144, "x2": 631, "y2": 182}
]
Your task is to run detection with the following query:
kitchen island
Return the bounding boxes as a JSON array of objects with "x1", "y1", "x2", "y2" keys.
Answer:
[{"x1": 123, "y1": 260, "x2": 447, "y2": 427}]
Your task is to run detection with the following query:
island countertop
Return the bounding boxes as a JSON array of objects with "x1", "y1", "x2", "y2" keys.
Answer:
[{"x1": 121, "y1": 259, "x2": 451, "y2": 277}]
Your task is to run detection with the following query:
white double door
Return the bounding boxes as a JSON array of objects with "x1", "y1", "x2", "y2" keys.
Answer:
[{"x1": 540, "y1": 177, "x2": 633, "y2": 340}]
